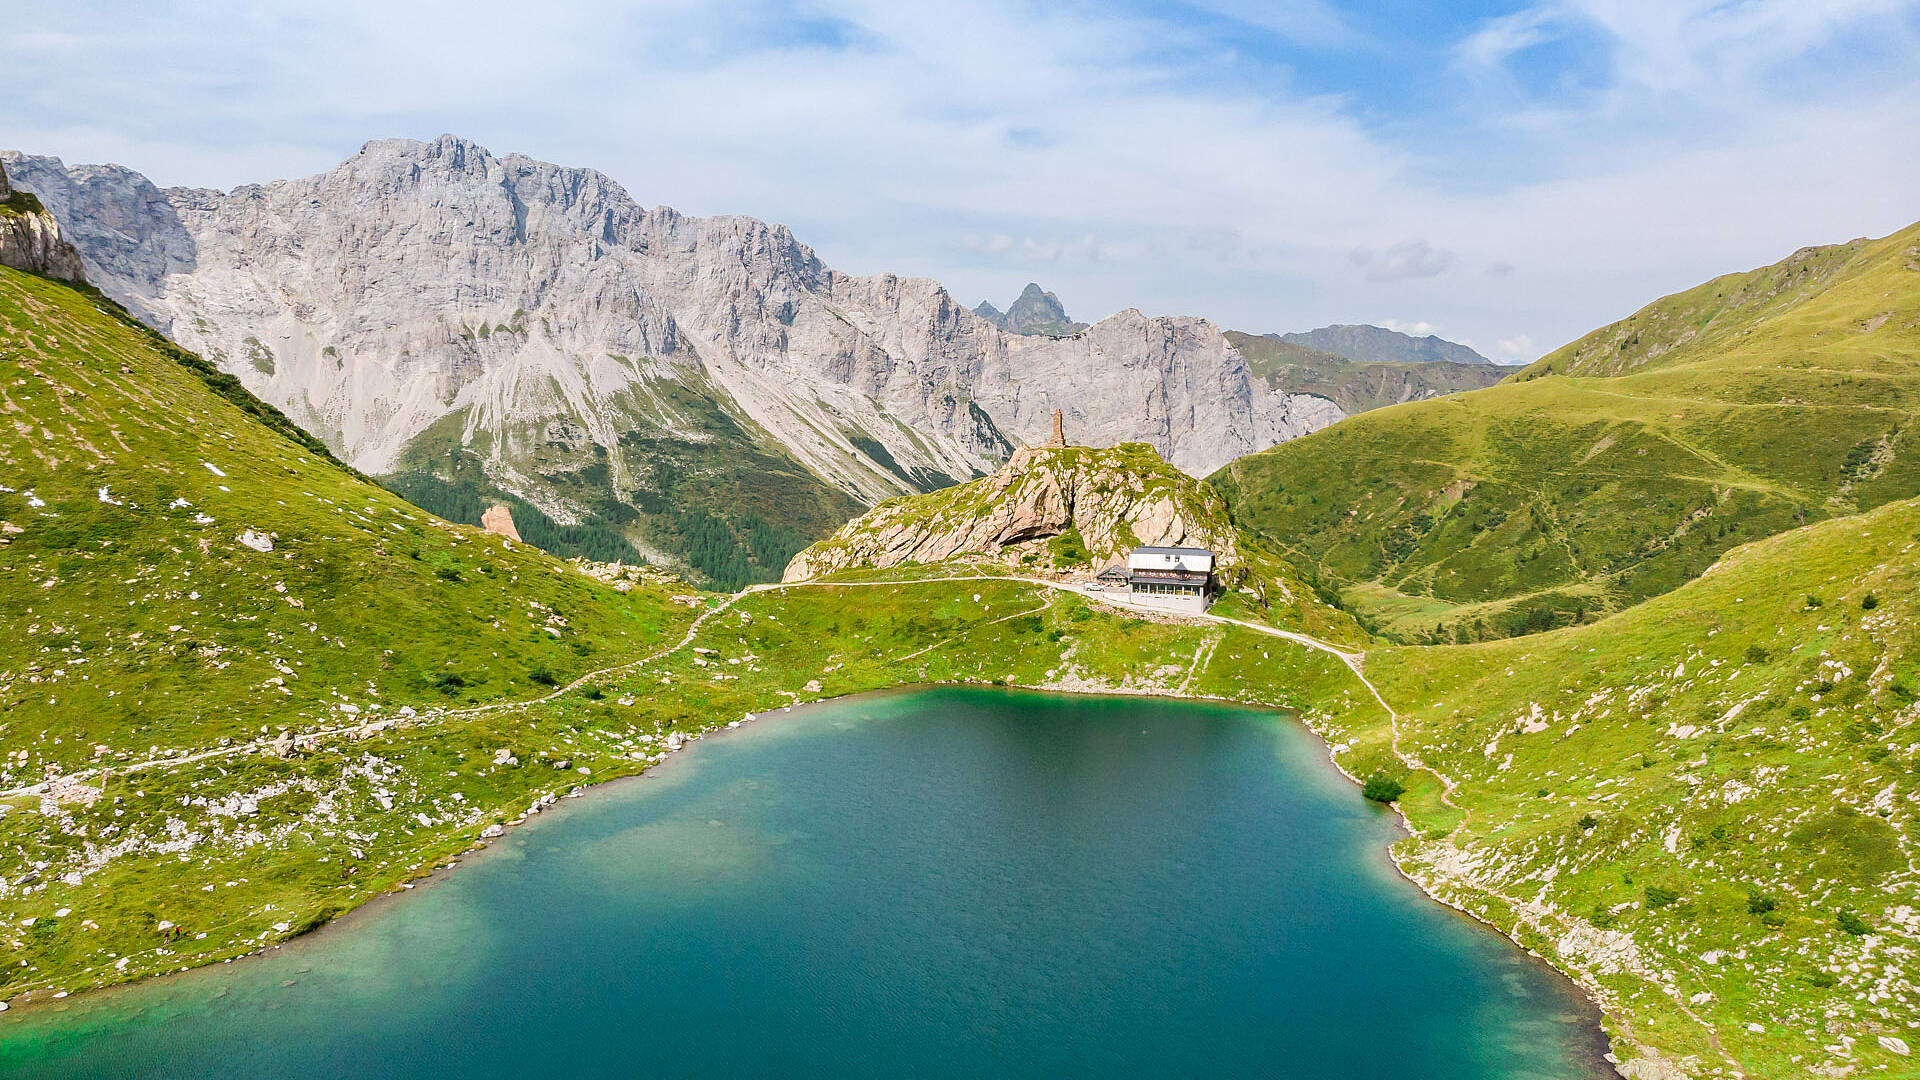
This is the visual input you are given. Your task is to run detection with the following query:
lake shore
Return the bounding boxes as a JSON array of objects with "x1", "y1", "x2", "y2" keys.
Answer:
[
  {"x1": 1, "y1": 686, "x2": 1618, "y2": 1080},
  {"x1": 1, "y1": 681, "x2": 1620, "y2": 1080}
]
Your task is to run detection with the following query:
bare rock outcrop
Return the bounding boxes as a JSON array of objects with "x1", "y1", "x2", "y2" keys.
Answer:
[
  {"x1": 784, "y1": 441, "x2": 1241, "y2": 582},
  {"x1": 480, "y1": 505, "x2": 522, "y2": 542},
  {"x1": 0, "y1": 161, "x2": 86, "y2": 283}
]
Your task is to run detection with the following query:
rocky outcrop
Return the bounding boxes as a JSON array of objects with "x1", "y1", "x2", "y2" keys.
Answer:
[
  {"x1": 783, "y1": 441, "x2": 1241, "y2": 582},
  {"x1": 2, "y1": 139, "x2": 1338, "y2": 506},
  {"x1": 0, "y1": 161, "x2": 85, "y2": 283},
  {"x1": 480, "y1": 505, "x2": 522, "y2": 542}
]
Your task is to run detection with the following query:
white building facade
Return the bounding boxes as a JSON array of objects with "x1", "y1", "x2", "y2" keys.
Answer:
[{"x1": 1123, "y1": 546, "x2": 1214, "y2": 614}]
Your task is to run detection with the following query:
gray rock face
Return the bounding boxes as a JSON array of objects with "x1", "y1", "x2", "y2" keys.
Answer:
[
  {"x1": 2, "y1": 137, "x2": 1339, "y2": 520},
  {"x1": 997, "y1": 282, "x2": 1087, "y2": 336},
  {"x1": 0, "y1": 160, "x2": 87, "y2": 283},
  {"x1": 976, "y1": 282, "x2": 1088, "y2": 336}
]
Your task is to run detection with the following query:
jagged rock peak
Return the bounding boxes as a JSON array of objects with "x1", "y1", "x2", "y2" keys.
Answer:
[
  {"x1": 983, "y1": 281, "x2": 1089, "y2": 337},
  {"x1": 783, "y1": 441, "x2": 1241, "y2": 582}
]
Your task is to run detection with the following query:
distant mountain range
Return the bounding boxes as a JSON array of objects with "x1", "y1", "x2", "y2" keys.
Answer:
[
  {"x1": 1273, "y1": 323, "x2": 1491, "y2": 366},
  {"x1": 1225, "y1": 330, "x2": 1507, "y2": 415}
]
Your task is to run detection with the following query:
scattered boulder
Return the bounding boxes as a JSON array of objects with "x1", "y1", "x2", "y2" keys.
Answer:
[{"x1": 236, "y1": 529, "x2": 274, "y2": 553}]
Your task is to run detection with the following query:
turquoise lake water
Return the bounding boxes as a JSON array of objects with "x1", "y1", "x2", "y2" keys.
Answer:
[{"x1": 0, "y1": 688, "x2": 1610, "y2": 1078}]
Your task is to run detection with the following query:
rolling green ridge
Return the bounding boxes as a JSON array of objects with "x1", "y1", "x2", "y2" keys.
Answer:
[
  {"x1": 1213, "y1": 220, "x2": 1920, "y2": 642},
  {"x1": 1227, "y1": 330, "x2": 1506, "y2": 414},
  {"x1": 1354, "y1": 492, "x2": 1920, "y2": 1080},
  {"x1": 0, "y1": 263, "x2": 698, "y2": 776}
]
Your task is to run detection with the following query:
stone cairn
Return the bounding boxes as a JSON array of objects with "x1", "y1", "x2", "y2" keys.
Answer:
[{"x1": 1045, "y1": 408, "x2": 1067, "y2": 448}]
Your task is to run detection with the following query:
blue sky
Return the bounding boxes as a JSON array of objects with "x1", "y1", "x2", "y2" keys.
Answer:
[{"x1": 5, "y1": 1, "x2": 1918, "y2": 360}]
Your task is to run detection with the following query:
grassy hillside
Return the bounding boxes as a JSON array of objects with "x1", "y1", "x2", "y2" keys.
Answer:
[
  {"x1": 0, "y1": 263, "x2": 701, "y2": 785},
  {"x1": 383, "y1": 369, "x2": 867, "y2": 590},
  {"x1": 1213, "y1": 220, "x2": 1920, "y2": 642},
  {"x1": 1228, "y1": 330, "x2": 1505, "y2": 414},
  {"x1": 1354, "y1": 493, "x2": 1920, "y2": 1080}
]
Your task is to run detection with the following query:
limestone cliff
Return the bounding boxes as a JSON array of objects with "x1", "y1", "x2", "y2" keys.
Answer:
[
  {"x1": 783, "y1": 441, "x2": 1241, "y2": 582},
  {"x1": 0, "y1": 161, "x2": 85, "y2": 283},
  {"x1": 1, "y1": 137, "x2": 1337, "y2": 578},
  {"x1": 1, "y1": 138, "x2": 1337, "y2": 492}
]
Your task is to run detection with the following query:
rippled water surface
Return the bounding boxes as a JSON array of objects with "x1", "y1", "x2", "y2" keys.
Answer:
[{"x1": 0, "y1": 687, "x2": 1610, "y2": 1079}]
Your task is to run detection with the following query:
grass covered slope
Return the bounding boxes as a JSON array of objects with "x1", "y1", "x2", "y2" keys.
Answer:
[
  {"x1": 1354, "y1": 494, "x2": 1920, "y2": 1079},
  {"x1": 1213, "y1": 220, "x2": 1920, "y2": 642},
  {"x1": 0, "y1": 262, "x2": 713, "y2": 1001},
  {"x1": 0, "y1": 265, "x2": 696, "y2": 770},
  {"x1": 382, "y1": 366, "x2": 868, "y2": 590}
]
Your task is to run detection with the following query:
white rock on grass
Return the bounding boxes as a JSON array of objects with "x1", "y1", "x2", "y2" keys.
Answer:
[{"x1": 237, "y1": 529, "x2": 274, "y2": 552}]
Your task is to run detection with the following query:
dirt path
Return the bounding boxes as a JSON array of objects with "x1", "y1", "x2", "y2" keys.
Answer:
[{"x1": 3, "y1": 573, "x2": 1432, "y2": 803}]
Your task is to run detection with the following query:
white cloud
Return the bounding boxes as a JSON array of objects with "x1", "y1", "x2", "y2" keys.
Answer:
[
  {"x1": 1454, "y1": 7, "x2": 1558, "y2": 70},
  {"x1": 1350, "y1": 241, "x2": 1451, "y2": 283},
  {"x1": 1182, "y1": 0, "x2": 1362, "y2": 48},
  {"x1": 1379, "y1": 319, "x2": 1442, "y2": 337},
  {"x1": 1496, "y1": 334, "x2": 1536, "y2": 360}
]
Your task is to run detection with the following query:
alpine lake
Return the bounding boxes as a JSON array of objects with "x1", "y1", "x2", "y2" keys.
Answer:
[{"x1": 0, "y1": 687, "x2": 1612, "y2": 1079}]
